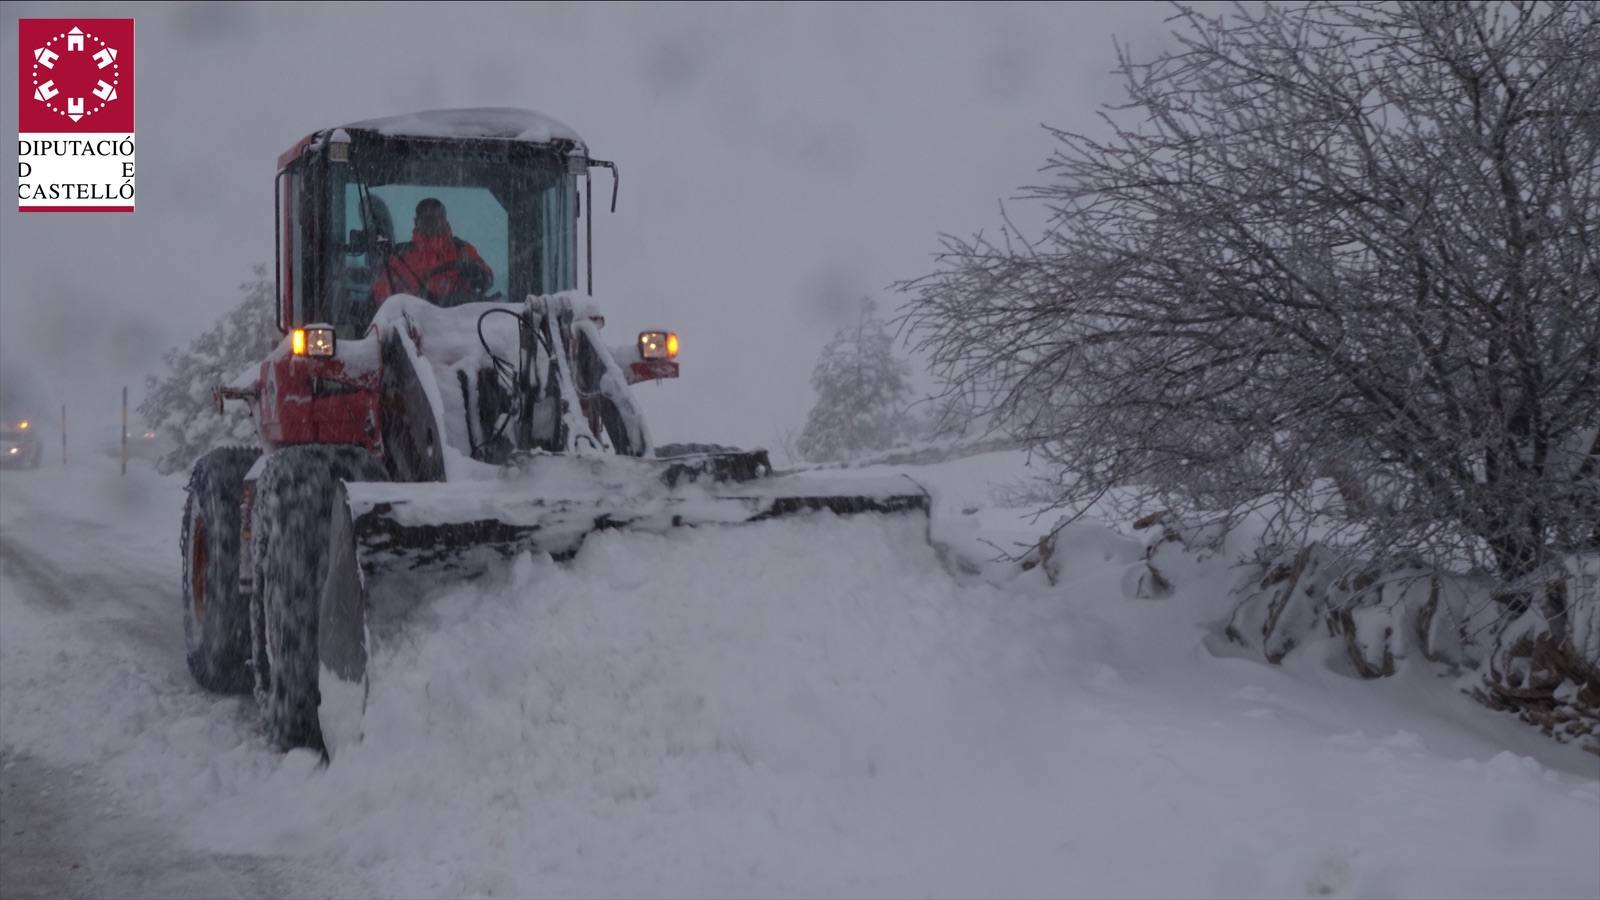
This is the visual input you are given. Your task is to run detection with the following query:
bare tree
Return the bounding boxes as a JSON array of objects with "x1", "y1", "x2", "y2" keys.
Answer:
[{"x1": 899, "y1": 2, "x2": 1599, "y2": 629}]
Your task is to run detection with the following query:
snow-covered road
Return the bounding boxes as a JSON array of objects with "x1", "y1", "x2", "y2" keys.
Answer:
[
  {"x1": 1, "y1": 455, "x2": 1596, "y2": 899},
  {"x1": 0, "y1": 463, "x2": 314, "y2": 898}
]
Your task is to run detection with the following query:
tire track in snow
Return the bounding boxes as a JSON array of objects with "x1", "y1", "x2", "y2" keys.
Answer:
[
  {"x1": 1, "y1": 748, "x2": 299, "y2": 900},
  {"x1": 0, "y1": 475, "x2": 325, "y2": 899},
  {"x1": 0, "y1": 530, "x2": 179, "y2": 674}
]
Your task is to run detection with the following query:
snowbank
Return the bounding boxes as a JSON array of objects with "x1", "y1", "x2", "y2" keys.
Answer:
[{"x1": 1, "y1": 451, "x2": 1596, "y2": 899}]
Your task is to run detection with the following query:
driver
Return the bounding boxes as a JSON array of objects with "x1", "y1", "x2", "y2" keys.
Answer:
[{"x1": 372, "y1": 197, "x2": 494, "y2": 306}]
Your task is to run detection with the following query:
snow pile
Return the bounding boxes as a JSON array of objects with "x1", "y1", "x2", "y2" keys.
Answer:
[
  {"x1": 192, "y1": 514, "x2": 1092, "y2": 896},
  {"x1": 187, "y1": 507, "x2": 1599, "y2": 898},
  {"x1": 2, "y1": 451, "x2": 1597, "y2": 899}
]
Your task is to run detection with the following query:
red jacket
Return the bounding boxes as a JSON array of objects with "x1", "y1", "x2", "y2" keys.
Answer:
[{"x1": 373, "y1": 226, "x2": 493, "y2": 305}]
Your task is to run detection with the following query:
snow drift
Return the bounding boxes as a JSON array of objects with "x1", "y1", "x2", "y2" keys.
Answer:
[{"x1": 1, "y1": 456, "x2": 1596, "y2": 899}]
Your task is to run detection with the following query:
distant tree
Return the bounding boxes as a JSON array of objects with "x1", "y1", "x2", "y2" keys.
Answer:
[
  {"x1": 900, "y1": 2, "x2": 1599, "y2": 621},
  {"x1": 796, "y1": 297, "x2": 914, "y2": 462},
  {"x1": 140, "y1": 264, "x2": 277, "y2": 474}
]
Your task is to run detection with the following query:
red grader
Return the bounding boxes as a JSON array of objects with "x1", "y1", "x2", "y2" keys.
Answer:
[{"x1": 180, "y1": 108, "x2": 927, "y2": 755}]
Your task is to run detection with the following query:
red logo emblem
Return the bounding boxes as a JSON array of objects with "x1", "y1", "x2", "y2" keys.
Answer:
[{"x1": 19, "y1": 19, "x2": 134, "y2": 133}]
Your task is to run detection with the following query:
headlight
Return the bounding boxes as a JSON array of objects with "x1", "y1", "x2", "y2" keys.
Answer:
[
  {"x1": 6, "y1": 447, "x2": 16, "y2": 455},
  {"x1": 17, "y1": 420, "x2": 28, "y2": 430},
  {"x1": 638, "y1": 330, "x2": 678, "y2": 360},
  {"x1": 292, "y1": 326, "x2": 336, "y2": 357}
]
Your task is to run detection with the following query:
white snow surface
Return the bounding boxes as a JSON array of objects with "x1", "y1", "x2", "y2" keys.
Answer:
[
  {"x1": 339, "y1": 107, "x2": 586, "y2": 149},
  {"x1": 2, "y1": 451, "x2": 1597, "y2": 899}
]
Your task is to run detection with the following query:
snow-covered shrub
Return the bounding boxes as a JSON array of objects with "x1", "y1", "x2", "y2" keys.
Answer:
[
  {"x1": 1224, "y1": 543, "x2": 1500, "y2": 674},
  {"x1": 795, "y1": 297, "x2": 913, "y2": 463},
  {"x1": 899, "y1": 1, "x2": 1599, "y2": 639},
  {"x1": 1027, "y1": 500, "x2": 1596, "y2": 745},
  {"x1": 1123, "y1": 510, "x2": 1225, "y2": 600},
  {"x1": 140, "y1": 264, "x2": 277, "y2": 475},
  {"x1": 1475, "y1": 554, "x2": 1600, "y2": 752},
  {"x1": 1208, "y1": 531, "x2": 1595, "y2": 751},
  {"x1": 1022, "y1": 517, "x2": 1146, "y2": 589},
  {"x1": 1567, "y1": 555, "x2": 1600, "y2": 676}
]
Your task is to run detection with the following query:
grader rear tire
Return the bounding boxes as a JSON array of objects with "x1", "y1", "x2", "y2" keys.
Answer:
[{"x1": 181, "y1": 446, "x2": 261, "y2": 694}]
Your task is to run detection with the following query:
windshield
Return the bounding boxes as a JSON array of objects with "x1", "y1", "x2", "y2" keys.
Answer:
[{"x1": 318, "y1": 137, "x2": 577, "y2": 338}]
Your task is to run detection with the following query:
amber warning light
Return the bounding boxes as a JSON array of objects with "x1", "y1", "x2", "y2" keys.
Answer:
[
  {"x1": 638, "y1": 331, "x2": 678, "y2": 360},
  {"x1": 292, "y1": 327, "x2": 336, "y2": 357}
]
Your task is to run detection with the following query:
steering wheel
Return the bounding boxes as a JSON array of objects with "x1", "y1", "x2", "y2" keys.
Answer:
[{"x1": 422, "y1": 260, "x2": 491, "y2": 307}]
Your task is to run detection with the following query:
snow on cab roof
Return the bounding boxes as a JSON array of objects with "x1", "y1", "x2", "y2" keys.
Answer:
[{"x1": 339, "y1": 108, "x2": 586, "y2": 150}]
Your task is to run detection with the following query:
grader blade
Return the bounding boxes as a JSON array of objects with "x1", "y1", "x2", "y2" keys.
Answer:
[{"x1": 314, "y1": 451, "x2": 930, "y2": 755}]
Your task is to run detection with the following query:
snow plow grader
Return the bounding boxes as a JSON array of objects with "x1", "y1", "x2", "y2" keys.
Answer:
[{"x1": 179, "y1": 108, "x2": 929, "y2": 755}]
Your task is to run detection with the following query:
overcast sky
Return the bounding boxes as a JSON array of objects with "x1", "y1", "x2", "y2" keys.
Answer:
[{"x1": 1, "y1": 1, "x2": 1199, "y2": 450}]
